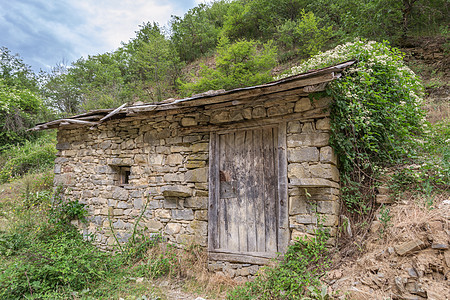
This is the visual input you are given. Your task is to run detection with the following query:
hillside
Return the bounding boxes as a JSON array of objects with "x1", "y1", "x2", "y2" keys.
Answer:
[{"x1": 328, "y1": 194, "x2": 450, "y2": 299}]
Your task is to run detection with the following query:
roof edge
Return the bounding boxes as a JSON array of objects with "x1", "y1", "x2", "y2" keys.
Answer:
[{"x1": 29, "y1": 60, "x2": 356, "y2": 132}]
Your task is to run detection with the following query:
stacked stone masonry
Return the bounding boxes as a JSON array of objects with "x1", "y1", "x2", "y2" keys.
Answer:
[{"x1": 55, "y1": 94, "x2": 340, "y2": 277}]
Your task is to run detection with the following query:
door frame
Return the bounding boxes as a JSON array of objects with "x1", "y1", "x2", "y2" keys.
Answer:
[{"x1": 207, "y1": 122, "x2": 289, "y2": 264}]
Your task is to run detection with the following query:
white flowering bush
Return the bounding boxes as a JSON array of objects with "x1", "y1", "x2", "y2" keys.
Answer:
[{"x1": 282, "y1": 40, "x2": 426, "y2": 214}]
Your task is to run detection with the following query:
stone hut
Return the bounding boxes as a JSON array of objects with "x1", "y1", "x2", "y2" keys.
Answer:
[{"x1": 30, "y1": 61, "x2": 355, "y2": 276}]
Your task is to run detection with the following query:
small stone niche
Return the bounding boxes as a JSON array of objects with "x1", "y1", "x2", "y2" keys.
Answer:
[{"x1": 112, "y1": 166, "x2": 131, "y2": 186}]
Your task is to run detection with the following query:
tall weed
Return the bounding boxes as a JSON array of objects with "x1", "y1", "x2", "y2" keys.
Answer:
[{"x1": 228, "y1": 227, "x2": 330, "y2": 299}]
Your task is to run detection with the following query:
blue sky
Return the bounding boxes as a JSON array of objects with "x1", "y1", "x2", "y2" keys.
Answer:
[{"x1": 0, "y1": 0, "x2": 206, "y2": 71}]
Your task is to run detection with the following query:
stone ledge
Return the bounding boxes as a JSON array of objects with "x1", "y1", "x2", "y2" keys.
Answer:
[
  {"x1": 289, "y1": 178, "x2": 339, "y2": 189},
  {"x1": 161, "y1": 185, "x2": 192, "y2": 197}
]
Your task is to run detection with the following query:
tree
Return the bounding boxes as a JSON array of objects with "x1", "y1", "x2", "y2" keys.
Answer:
[
  {"x1": 170, "y1": 2, "x2": 230, "y2": 62},
  {"x1": 0, "y1": 47, "x2": 44, "y2": 149},
  {"x1": 300, "y1": 0, "x2": 449, "y2": 44},
  {"x1": 275, "y1": 10, "x2": 332, "y2": 59},
  {"x1": 0, "y1": 47, "x2": 39, "y2": 93},
  {"x1": 64, "y1": 51, "x2": 129, "y2": 111},
  {"x1": 0, "y1": 79, "x2": 43, "y2": 148},
  {"x1": 181, "y1": 37, "x2": 277, "y2": 95},
  {"x1": 42, "y1": 63, "x2": 81, "y2": 115},
  {"x1": 123, "y1": 22, "x2": 181, "y2": 102}
]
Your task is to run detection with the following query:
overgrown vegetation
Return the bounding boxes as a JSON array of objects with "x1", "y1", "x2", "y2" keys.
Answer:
[
  {"x1": 0, "y1": 47, "x2": 50, "y2": 149},
  {"x1": 228, "y1": 226, "x2": 331, "y2": 299},
  {"x1": 20, "y1": 0, "x2": 445, "y2": 115},
  {"x1": 0, "y1": 175, "x2": 113, "y2": 299},
  {"x1": 387, "y1": 120, "x2": 449, "y2": 202},
  {"x1": 0, "y1": 132, "x2": 57, "y2": 183},
  {"x1": 0, "y1": 174, "x2": 232, "y2": 299},
  {"x1": 180, "y1": 37, "x2": 277, "y2": 96},
  {"x1": 280, "y1": 40, "x2": 427, "y2": 218}
]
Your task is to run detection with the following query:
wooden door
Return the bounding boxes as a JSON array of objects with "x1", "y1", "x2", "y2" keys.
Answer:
[{"x1": 208, "y1": 125, "x2": 289, "y2": 264}]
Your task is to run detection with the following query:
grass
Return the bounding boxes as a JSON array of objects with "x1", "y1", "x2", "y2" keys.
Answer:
[
  {"x1": 0, "y1": 170, "x2": 233, "y2": 299},
  {"x1": 0, "y1": 175, "x2": 158, "y2": 299},
  {"x1": 0, "y1": 132, "x2": 57, "y2": 183},
  {"x1": 0, "y1": 133, "x2": 447, "y2": 299},
  {"x1": 0, "y1": 51, "x2": 447, "y2": 297}
]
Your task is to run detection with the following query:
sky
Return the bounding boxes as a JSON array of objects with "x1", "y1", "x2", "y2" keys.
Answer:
[{"x1": 0, "y1": 0, "x2": 207, "y2": 72}]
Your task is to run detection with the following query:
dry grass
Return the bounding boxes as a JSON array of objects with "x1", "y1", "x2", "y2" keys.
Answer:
[
  {"x1": 424, "y1": 94, "x2": 450, "y2": 124},
  {"x1": 327, "y1": 192, "x2": 450, "y2": 299},
  {"x1": 382, "y1": 192, "x2": 449, "y2": 246},
  {"x1": 177, "y1": 245, "x2": 237, "y2": 298},
  {"x1": 143, "y1": 242, "x2": 236, "y2": 299}
]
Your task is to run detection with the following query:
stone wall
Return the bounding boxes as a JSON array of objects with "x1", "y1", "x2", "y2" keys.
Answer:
[
  {"x1": 286, "y1": 112, "x2": 340, "y2": 245},
  {"x1": 54, "y1": 93, "x2": 340, "y2": 270}
]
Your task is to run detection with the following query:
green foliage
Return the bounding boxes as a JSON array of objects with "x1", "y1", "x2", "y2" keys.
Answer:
[
  {"x1": 68, "y1": 51, "x2": 130, "y2": 112},
  {"x1": 387, "y1": 121, "x2": 449, "y2": 203},
  {"x1": 171, "y1": 2, "x2": 230, "y2": 62},
  {"x1": 44, "y1": 23, "x2": 182, "y2": 113},
  {"x1": 378, "y1": 205, "x2": 391, "y2": 237},
  {"x1": 300, "y1": 0, "x2": 449, "y2": 44},
  {"x1": 0, "y1": 133, "x2": 56, "y2": 183},
  {"x1": 221, "y1": 0, "x2": 304, "y2": 42},
  {"x1": 0, "y1": 47, "x2": 40, "y2": 93},
  {"x1": 0, "y1": 227, "x2": 113, "y2": 299},
  {"x1": 39, "y1": 0, "x2": 447, "y2": 115},
  {"x1": 228, "y1": 226, "x2": 330, "y2": 299},
  {"x1": 0, "y1": 47, "x2": 48, "y2": 148},
  {"x1": 181, "y1": 37, "x2": 277, "y2": 95},
  {"x1": 276, "y1": 10, "x2": 332, "y2": 59},
  {"x1": 0, "y1": 79, "x2": 44, "y2": 147},
  {"x1": 0, "y1": 181, "x2": 118, "y2": 299},
  {"x1": 123, "y1": 22, "x2": 182, "y2": 102},
  {"x1": 42, "y1": 63, "x2": 82, "y2": 115},
  {"x1": 280, "y1": 40, "x2": 425, "y2": 214},
  {"x1": 22, "y1": 189, "x2": 52, "y2": 209},
  {"x1": 49, "y1": 198, "x2": 88, "y2": 226}
]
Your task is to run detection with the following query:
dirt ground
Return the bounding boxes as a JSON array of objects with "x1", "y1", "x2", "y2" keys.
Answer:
[{"x1": 326, "y1": 193, "x2": 450, "y2": 300}]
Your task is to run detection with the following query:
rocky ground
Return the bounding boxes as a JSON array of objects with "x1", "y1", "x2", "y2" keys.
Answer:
[{"x1": 327, "y1": 193, "x2": 450, "y2": 300}]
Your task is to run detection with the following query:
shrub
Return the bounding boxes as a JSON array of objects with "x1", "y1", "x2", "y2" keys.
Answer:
[
  {"x1": 181, "y1": 37, "x2": 277, "y2": 96},
  {"x1": 279, "y1": 40, "x2": 425, "y2": 215},
  {"x1": 49, "y1": 198, "x2": 88, "y2": 226},
  {"x1": 387, "y1": 120, "x2": 449, "y2": 203},
  {"x1": 276, "y1": 10, "x2": 332, "y2": 59},
  {"x1": 0, "y1": 228, "x2": 114, "y2": 299},
  {"x1": 0, "y1": 133, "x2": 56, "y2": 183}
]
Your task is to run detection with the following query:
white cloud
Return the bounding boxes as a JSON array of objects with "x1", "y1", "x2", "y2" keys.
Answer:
[
  {"x1": 194, "y1": 0, "x2": 209, "y2": 5},
  {"x1": 70, "y1": 0, "x2": 185, "y2": 56},
  {"x1": 0, "y1": 0, "x2": 197, "y2": 70}
]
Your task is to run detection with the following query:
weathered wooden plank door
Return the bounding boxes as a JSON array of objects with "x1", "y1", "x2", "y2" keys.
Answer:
[{"x1": 209, "y1": 125, "x2": 288, "y2": 264}]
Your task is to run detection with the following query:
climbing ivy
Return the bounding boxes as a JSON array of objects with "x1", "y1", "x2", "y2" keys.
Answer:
[{"x1": 279, "y1": 40, "x2": 426, "y2": 215}]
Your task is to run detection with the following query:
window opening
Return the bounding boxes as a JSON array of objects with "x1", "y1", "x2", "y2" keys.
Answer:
[{"x1": 113, "y1": 166, "x2": 131, "y2": 186}]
